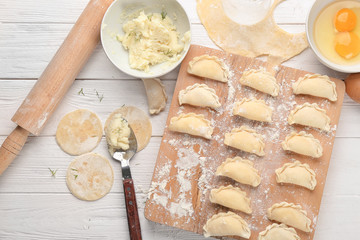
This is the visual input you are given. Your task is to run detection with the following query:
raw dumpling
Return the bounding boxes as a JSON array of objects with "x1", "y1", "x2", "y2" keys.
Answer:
[
  {"x1": 282, "y1": 131, "x2": 323, "y2": 158},
  {"x1": 203, "y1": 211, "x2": 251, "y2": 238},
  {"x1": 275, "y1": 161, "x2": 317, "y2": 190},
  {"x1": 178, "y1": 83, "x2": 221, "y2": 109},
  {"x1": 258, "y1": 223, "x2": 300, "y2": 240},
  {"x1": 142, "y1": 78, "x2": 167, "y2": 115},
  {"x1": 210, "y1": 185, "x2": 252, "y2": 214},
  {"x1": 292, "y1": 74, "x2": 337, "y2": 101},
  {"x1": 216, "y1": 157, "x2": 261, "y2": 187},
  {"x1": 169, "y1": 113, "x2": 213, "y2": 139},
  {"x1": 187, "y1": 55, "x2": 229, "y2": 82},
  {"x1": 267, "y1": 202, "x2": 312, "y2": 232},
  {"x1": 224, "y1": 126, "x2": 265, "y2": 156},
  {"x1": 288, "y1": 103, "x2": 331, "y2": 131},
  {"x1": 239, "y1": 69, "x2": 280, "y2": 97},
  {"x1": 233, "y1": 98, "x2": 272, "y2": 122}
]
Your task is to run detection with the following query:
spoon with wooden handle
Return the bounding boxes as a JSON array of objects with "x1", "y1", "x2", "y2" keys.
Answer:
[
  {"x1": 106, "y1": 117, "x2": 142, "y2": 240},
  {"x1": 0, "y1": 0, "x2": 114, "y2": 175}
]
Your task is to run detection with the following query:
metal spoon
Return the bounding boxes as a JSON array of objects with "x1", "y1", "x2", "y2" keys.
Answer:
[{"x1": 106, "y1": 119, "x2": 142, "y2": 240}]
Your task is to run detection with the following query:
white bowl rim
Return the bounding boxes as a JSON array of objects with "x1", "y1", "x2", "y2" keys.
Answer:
[
  {"x1": 306, "y1": 0, "x2": 360, "y2": 73},
  {"x1": 100, "y1": 0, "x2": 192, "y2": 79}
]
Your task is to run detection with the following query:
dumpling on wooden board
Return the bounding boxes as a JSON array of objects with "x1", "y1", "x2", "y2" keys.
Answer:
[
  {"x1": 178, "y1": 83, "x2": 221, "y2": 109},
  {"x1": 288, "y1": 103, "x2": 331, "y2": 131},
  {"x1": 187, "y1": 55, "x2": 229, "y2": 82},
  {"x1": 267, "y1": 202, "x2": 312, "y2": 232},
  {"x1": 216, "y1": 157, "x2": 261, "y2": 187},
  {"x1": 258, "y1": 223, "x2": 300, "y2": 240},
  {"x1": 292, "y1": 74, "x2": 337, "y2": 101},
  {"x1": 224, "y1": 126, "x2": 265, "y2": 156},
  {"x1": 203, "y1": 211, "x2": 251, "y2": 239},
  {"x1": 168, "y1": 113, "x2": 213, "y2": 139},
  {"x1": 209, "y1": 185, "x2": 252, "y2": 214},
  {"x1": 282, "y1": 131, "x2": 323, "y2": 158},
  {"x1": 239, "y1": 69, "x2": 280, "y2": 97},
  {"x1": 233, "y1": 98, "x2": 272, "y2": 122},
  {"x1": 275, "y1": 161, "x2": 317, "y2": 190}
]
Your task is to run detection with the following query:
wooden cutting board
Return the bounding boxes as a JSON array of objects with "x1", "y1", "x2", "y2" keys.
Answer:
[{"x1": 144, "y1": 45, "x2": 345, "y2": 240}]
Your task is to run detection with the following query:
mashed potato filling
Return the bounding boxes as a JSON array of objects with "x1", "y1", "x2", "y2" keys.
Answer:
[
  {"x1": 106, "y1": 114, "x2": 131, "y2": 151},
  {"x1": 117, "y1": 11, "x2": 190, "y2": 71}
]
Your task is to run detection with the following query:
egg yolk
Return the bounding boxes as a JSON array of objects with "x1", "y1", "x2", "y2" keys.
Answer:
[
  {"x1": 334, "y1": 8, "x2": 357, "y2": 32},
  {"x1": 335, "y1": 32, "x2": 360, "y2": 59}
]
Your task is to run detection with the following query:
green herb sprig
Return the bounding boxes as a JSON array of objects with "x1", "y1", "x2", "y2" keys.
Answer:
[
  {"x1": 78, "y1": 88, "x2": 85, "y2": 96},
  {"x1": 161, "y1": 11, "x2": 167, "y2": 20},
  {"x1": 94, "y1": 89, "x2": 104, "y2": 102},
  {"x1": 48, "y1": 168, "x2": 58, "y2": 177}
]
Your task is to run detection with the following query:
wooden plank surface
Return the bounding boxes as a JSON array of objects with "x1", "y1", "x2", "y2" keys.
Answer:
[{"x1": 145, "y1": 45, "x2": 345, "y2": 239}]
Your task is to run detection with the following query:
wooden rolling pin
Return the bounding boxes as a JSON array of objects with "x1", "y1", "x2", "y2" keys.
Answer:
[{"x1": 0, "y1": 0, "x2": 113, "y2": 175}]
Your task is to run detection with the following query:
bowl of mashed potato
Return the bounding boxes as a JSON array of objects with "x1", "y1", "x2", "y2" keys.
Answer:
[{"x1": 101, "y1": 0, "x2": 191, "y2": 78}]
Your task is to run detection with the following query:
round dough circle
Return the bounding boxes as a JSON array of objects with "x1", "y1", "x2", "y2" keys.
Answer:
[
  {"x1": 56, "y1": 109, "x2": 103, "y2": 155},
  {"x1": 105, "y1": 106, "x2": 152, "y2": 152},
  {"x1": 66, "y1": 153, "x2": 114, "y2": 201}
]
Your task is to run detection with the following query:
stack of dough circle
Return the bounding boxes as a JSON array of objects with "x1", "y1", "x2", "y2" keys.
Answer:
[
  {"x1": 105, "y1": 106, "x2": 152, "y2": 152},
  {"x1": 56, "y1": 109, "x2": 103, "y2": 155},
  {"x1": 66, "y1": 153, "x2": 114, "y2": 201}
]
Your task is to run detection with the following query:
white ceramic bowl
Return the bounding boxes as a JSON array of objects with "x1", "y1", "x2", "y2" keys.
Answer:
[
  {"x1": 101, "y1": 0, "x2": 191, "y2": 79},
  {"x1": 306, "y1": 0, "x2": 360, "y2": 73}
]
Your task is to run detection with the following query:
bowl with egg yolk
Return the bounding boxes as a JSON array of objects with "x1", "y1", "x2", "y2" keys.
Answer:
[
  {"x1": 101, "y1": 0, "x2": 191, "y2": 78},
  {"x1": 307, "y1": 0, "x2": 360, "y2": 73}
]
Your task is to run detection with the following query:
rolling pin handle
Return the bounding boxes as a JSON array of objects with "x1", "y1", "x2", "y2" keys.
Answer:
[{"x1": 0, "y1": 126, "x2": 30, "y2": 175}]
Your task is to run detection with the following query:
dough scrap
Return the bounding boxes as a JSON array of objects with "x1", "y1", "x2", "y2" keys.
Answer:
[
  {"x1": 239, "y1": 69, "x2": 280, "y2": 97},
  {"x1": 282, "y1": 131, "x2": 323, "y2": 158},
  {"x1": 56, "y1": 109, "x2": 103, "y2": 156},
  {"x1": 216, "y1": 157, "x2": 261, "y2": 187},
  {"x1": 258, "y1": 223, "x2": 300, "y2": 240},
  {"x1": 169, "y1": 113, "x2": 213, "y2": 139},
  {"x1": 196, "y1": 0, "x2": 308, "y2": 64},
  {"x1": 275, "y1": 161, "x2": 317, "y2": 190},
  {"x1": 203, "y1": 211, "x2": 251, "y2": 238},
  {"x1": 267, "y1": 202, "x2": 312, "y2": 232},
  {"x1": 187, "y1": 55, "x2": 229, "y2": 82},
  {"x1": 210, "y1": 185, "x2": 252, "y2": 214},
  {"x1": 288, "y1": 103, "x2": 331, "y2": 131},
  {"x1": 292, "y1": 74, "x2": 337, "y2": 101},
  {"x1": 105, "y1": 106, "x2": 152, "y2": 152},
  {"x1": 142, "y1": 78, "x2": 167, "y2": 115},
  {"x1": 179, "y1": 83, "x2": 221, "y2": 109},
  {"x1": 233, "y1": 98, "x2": 272, "y2": 122},
  {"x1": 66, "y1": 153, "x2": 114, "y2": 201},
  {"x1": 224, "y1": 126, "x2": 265, "y2": 156}
]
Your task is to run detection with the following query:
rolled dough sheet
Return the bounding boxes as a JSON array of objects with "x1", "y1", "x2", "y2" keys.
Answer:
[
  {"x1": 197, "y1": 0, "x2": 308, "y2": 65},
  {"x1": 66, "y1": 152, "x2": 114, "y2": 201},
  {"x1": 56, "y1": 109, "x2": 103, "y2": 156}
]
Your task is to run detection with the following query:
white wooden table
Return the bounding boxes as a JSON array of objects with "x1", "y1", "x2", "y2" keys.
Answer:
[{"x1": 1, "y1": 0, "x2": 359, "y2": 239}]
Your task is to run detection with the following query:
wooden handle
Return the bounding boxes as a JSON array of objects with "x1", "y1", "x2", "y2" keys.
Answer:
[
  {"x1": 12, "y1": 0, "x2": 114, "y2": 135},
  {"x1": 0, "y1": 126, "x2": 30, "y2": 175},
  {"x1": 345, "y1": 73, "x2": 360, "y2": 103},
  {"x1": 123, "y1": 178, "x2": 142, "y2": 240}
]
